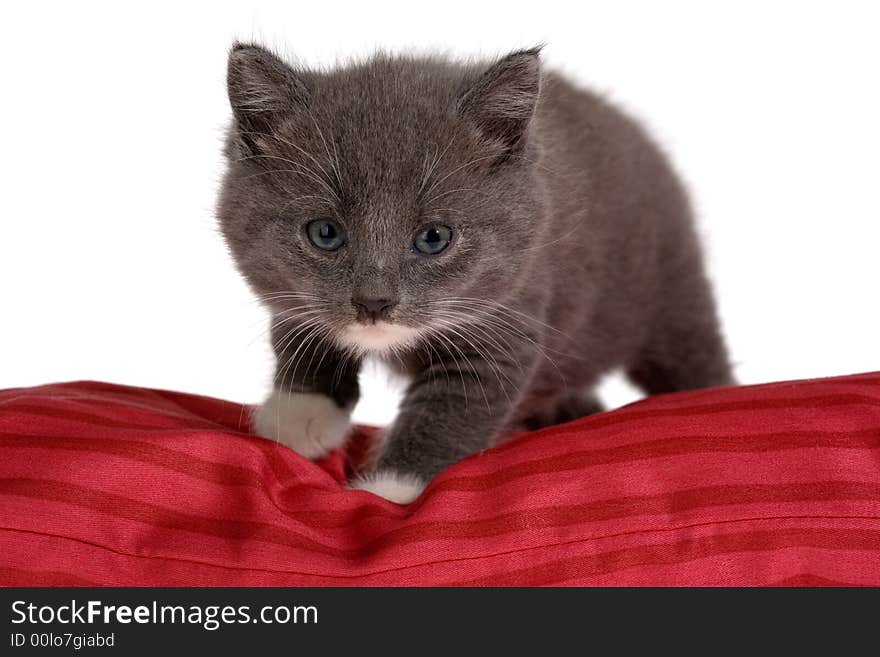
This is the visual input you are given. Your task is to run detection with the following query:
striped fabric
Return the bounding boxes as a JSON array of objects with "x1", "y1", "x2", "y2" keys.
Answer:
[{"x1": 1, "y1": 373, "x2": 878, "y2": 586}]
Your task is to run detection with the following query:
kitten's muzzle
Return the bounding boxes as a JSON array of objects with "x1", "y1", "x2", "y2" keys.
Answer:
[{"x1": 352, "y1": 296, "x2": 398, "y2": 324}]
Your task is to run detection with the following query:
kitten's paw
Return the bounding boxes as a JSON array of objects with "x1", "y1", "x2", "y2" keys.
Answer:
[
  {"x1": 348, "y1": 470, "x2": 427, "y2": 504},
  {"x1": 252, "y1": 389, "x2": 351, "y2": 460}
]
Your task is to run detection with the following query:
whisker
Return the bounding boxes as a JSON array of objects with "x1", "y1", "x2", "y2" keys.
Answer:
[
  {"x1": 422, "y1": 153, "x2": 503, "y2": 202},
  {"x1": 435, "y1": 297, "x2": 575, "y2": 341},
  {"x1": 478, "y1": 212, "x2": 590, "y2": 265},
  {"x1": 418, "y1": 133, "x2": 457, "y2": 197},
  {"x1": 289, "y1": 323, "x2": 329, "y2": 385},
  {"x1": 308, "y1": 325, "x2": 339, "y2": 385},
  {"x1": 424, "y1": 187, "x2": 494, "y2": 209},
  {"x1": 248, "y1": 306, "x2": 331, "y2": 347},
  {"x1": 305, "y1": 109, "x2": 345, "y2": 199},
  {"x1": 429, "y1": 300, "x2": 572, "y2": 391},
  {"x1": 234, "y1": 166, "x2": 341, "y2": 203},
  {"x1": 429, "y1": 316, "x2": 515, "y2": 406},
  {"x1": 429, "y1": 328, "x2": 471, "y2": 410},
  {"x1": 431, "y1": 310, "x2": 525, "y2": 375},
  {"x1": 236, "y1": 130, "x2": 338, "y2": 197},
  {"x1": 273, "y1": 318, "x2": 326, "y2": 388}
]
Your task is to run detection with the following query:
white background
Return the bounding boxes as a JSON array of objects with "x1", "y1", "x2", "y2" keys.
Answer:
[{"x1": 1, "y1": 1, "x2": 878, "y2": 425}]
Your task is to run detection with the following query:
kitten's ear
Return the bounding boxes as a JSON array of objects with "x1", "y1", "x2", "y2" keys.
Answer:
[
  {"x1": 226, "y1": 43, "x2": 310, "y2": 154},
  {"x1": 457, "y1": 48, "x2": 542, "y2": 153}
]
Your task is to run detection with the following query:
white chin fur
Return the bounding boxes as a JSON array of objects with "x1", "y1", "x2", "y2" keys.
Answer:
[
  {"x1": 252, "y1": 390, "x2": 351, "y2": 459},
  {"x1": 349, "y1": 471, "x2": 427, "y2": 504},
  {"x1": 337, "y1": 321, "x2": 421, "y2": 354}
]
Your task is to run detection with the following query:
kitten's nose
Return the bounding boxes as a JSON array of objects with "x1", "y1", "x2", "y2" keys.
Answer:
[{"x1": 351, "y1": 297, "x2": 398, "y2": 323}]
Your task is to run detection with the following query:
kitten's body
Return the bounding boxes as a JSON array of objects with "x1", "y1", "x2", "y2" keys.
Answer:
[{"x1": 219, "y1": 45, "x2": 733, "y2": 502}]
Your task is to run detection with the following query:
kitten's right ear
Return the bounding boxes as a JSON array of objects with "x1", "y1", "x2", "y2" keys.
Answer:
[{"x1": 226, "y1": 43, "x2": 310, "y2": 154}]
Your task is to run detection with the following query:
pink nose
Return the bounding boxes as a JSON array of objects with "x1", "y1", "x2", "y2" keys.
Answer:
[{"x1": 352, "y1": 297, "x2": 397, "y2": 323}]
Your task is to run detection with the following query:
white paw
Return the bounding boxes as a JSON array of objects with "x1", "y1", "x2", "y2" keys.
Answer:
[
  {"x1": 252, "y1": 389, "x2": 351, "y2": 459},
  {"x1": 349, "y1": 470, "x2": 427, "y2": 504}
]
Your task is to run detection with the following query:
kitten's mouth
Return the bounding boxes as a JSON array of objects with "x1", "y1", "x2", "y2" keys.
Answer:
[{"x1": 338, "y1": 321, "x2": 421, "y2": 354}]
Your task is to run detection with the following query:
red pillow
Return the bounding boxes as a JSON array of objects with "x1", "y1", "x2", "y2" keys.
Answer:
[{"x1": 1, "y1": 373, "x2": 878, "y2": 586}]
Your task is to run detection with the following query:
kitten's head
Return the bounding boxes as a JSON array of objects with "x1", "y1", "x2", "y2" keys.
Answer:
[{"x1": 218, "y1": 44, "x2": 544, "y2": 356}]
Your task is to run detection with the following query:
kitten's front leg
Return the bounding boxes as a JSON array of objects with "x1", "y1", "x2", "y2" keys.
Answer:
[
  {"x1": 252, "y1": 323, "x2": 360, "y2": 460},
  {"x1": 350, "y1": 351, "x2": 527, "y2": 503}
]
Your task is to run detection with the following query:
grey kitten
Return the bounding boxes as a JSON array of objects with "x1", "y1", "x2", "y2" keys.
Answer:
[{"x1": 218, "y1": 43, "x2": 733, "y2": 503}]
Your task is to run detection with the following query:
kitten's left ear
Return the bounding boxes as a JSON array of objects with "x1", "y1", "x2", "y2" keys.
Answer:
[
  {"x1": 226, "y1": 42, "x2": 310, "y2": 154},
  {"x1": 457, "y1": 48, "x2": 542, "y2": 153}
]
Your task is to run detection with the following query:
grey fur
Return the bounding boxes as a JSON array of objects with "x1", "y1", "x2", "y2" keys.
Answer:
[{"x1": 218, "y1": 43, "x2": 734, "y2": 484}]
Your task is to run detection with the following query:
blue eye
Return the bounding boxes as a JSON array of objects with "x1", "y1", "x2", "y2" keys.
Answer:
[
  {"x1": 413, "y1": 225, "x2": 453, "y2": 255},
  {"x1": 306, "y1": 219, "x2": 346, "y2": 251}
]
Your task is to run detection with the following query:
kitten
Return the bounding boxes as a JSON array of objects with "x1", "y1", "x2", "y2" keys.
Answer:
[{"x1": 218, "y1": 43, "x2": 733, "y2": 503}]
